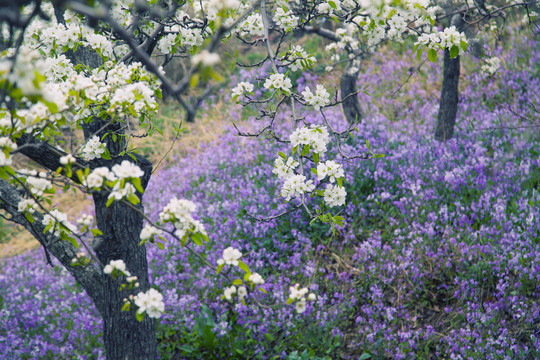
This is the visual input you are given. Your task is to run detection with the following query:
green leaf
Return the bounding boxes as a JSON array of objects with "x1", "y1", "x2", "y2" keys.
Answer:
[
  {"x1": 313, "y1": 152, "x2": 319, "y2": 164},
  {"x1": 25, "y1": 212, "x2": 35, "y2": 223},
  {"x1": 121, "y1": 302, "x2": 131, "y2": 312},
  {"x1": 243, "y1": 272, "x2": 251, "y2": 281},
  {"x1": 428, "y1": 49, "x2": 437, "y2": 63},
  {"x1": 136, "y1": 311, "x2": 145, "y2": 322},
  {"x1": 328, "y1": 0, "x2": 337, "y2": 9},
  {"x1": 365, "y1": 139, "x2": 370, "y2": 150},
  {"x1": 286, "y1": 297, "x2": 293, "y2": 305},
  {"x1": 337, "y1": 177, "x2": 343, "y2": 188},
  {"x1": 0, "y1": 168, "x2": 8, "y2": 180},
  {"x1": 91, "y1": 228, "x2": 103, "y2": 236},
  {"x1": 106, "y1": 197, "x2": 114, "y2": 207},
  {"x1": 101, "y1": 149, "x2": 112, "y2": 160},
  {"x1": 237, "y1": 260, "x2": 250, "y2": 273},
  {"x1": 190, "y1": 73, "x2": 200, "y2": 88},
  {"x1": 192, "y1": 232, "x2": 203, "y2": 246},
  {"x1": 157, "y1": 242, "x2": 164, "y2": 250},
  {"x1": 359, "y1": 354, "x2": 372, "y2": 360},
  {"x1": 259, "y1": 287, "x2": 268, "y2": 294},
  {"x1": 460, "y1": 40, "x2": 468, "y2": 52},
  {"x1": 311, "y1": 167, "x2": 318, "y2": 175},
  {"x1": 292, "y1": 146, "x2": 298, "y2": 155},
  {"x1": 449, "y1": 45, "x2": 459, "y2": 59},
  {"x1": 278, "y1": 151, "x2": 287, "y2": 159},
  {"x1": 67, "y1": 236, "x2": 79, "y2": 248},
  {"x1": 132, "y1": 177, "x2": 144, "y2": 194},
  {"x1": 232, "y1": 279, "x2": 243, "y2": 286},
  {"x1": 416, "y1": 48, "x2": 422, "y2": 61},
  {"x1": 217, "y1": 263, "x2": 224, "y2": 275},
  {"x1": 301, "y1": 144, "x2": 310, "y2": 156}
]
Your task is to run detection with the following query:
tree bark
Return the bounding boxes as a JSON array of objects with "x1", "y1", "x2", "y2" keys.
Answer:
[
  {"x1": 340, "y1": 57, "x2": 363, "y2": 125},
  {"x1": 435, "y1": 49, "x2": 460, "y2": 141}
]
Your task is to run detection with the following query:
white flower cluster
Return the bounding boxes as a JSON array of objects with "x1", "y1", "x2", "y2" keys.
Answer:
[
  {"x1": 273, "y1": 156, "x2": 299, "y2": 179},
  {"x1": 236, "y1": 14, "x2": 265, "y2": 37},
  {"x1": 0, "y1": 136, "x2": 17, "y2": 166},
  {"x1": 108, "y1": 183, "x2": 136, "y2": 202},
  {"x1": 280, "y1": 174, "x2": 315, "y2": 202},
  {"x1": 415, "y1": 26, "x2": 468, "y2": 54},
  {"x1": 302, "y1": 85, "x2": 330, "y2": 111},
  {"x1": 317, "y1": 160, "x2": 344, "y2": 183},
  {"x1": 81, "y1": 136, "x2": 106, "y2": 161},
  {"x1": 324, "y1": 184, "x2": 347, "y2": 207},
  {"x1": 191, "y1": 50, "x2": 221, "y2": 67},
  {"x1": 112, "y1": 160, "x2": 144, "y2": 179},
  {"x1": 231, "y1": 82, "x2": 254, "y2": 99},
  {"x1": 273, "y1": 7, "x2": 299, "y2": 32},
  {"x1": 134, "y1": 288, "x2": 165, "y2": 319},
  {"x1": 60, "y1": 154, "x2": 76, "y2": 165},
  {"x1": 264, "y1": 73, "x2": 293, "y2": 94},
  {"x1": 248, "y1": 273, "x2": 265, "y2": 285},
  {"x1": 284, "y1": 45, "x2": 317, "y2": 72},
  {"x1": 42, "y1": 209, "x2": 77, "y2": 238},
  {"x1": 77, "y1": 214, "x2": 94, "y2": 227},
  {"x1": 289, "y1": 125, "x2": 330, "y2": 154},
  {"x1": 481, "y1": 57, "x2": 502, "y2": 76},
  {"x1": 140, "y1": 224, "x2": 163, "y2": 242},
  {"x1": 17, "y1": 199, "x2": 37, "y2": 213},
  {"x1": 84, "y1": 167, "x2": 116, "y2": 189},
  {"x1": 26, "y1": 175, "x2": 54, "y2": 197},
  {"x1": 104, "y1": 259, "x2": 131, "y2": 276},
  {"x1": 224, "y1": 285, "x2": 247, "y2": 302},
  {"x1": 109, "y1": 82, "x2": 157, "y2": 118},
  {"x1": 289, "y1": 284, "x2": 316, "y2": 314},
  {"x1": 317, "y1": 0, "x2": 342, "y2": 16},
  {"x1": 159, "y1": 198, "x2": 206, "y2": 238},
  {"x1": 217, "y1": 247, "x2": 242, "y2": 266}
]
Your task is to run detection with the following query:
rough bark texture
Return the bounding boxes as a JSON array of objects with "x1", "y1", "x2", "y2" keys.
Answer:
[
  {"x1": 435, "y1": 49, "x2": 460, "y2": 141},
  {"x1": 340, "y1": 57, "x2": 363, "y2": 125}
]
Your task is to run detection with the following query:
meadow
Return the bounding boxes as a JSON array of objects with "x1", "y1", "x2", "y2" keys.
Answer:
[{"x1": 1, "y1": 22, "x2": 539, "y2": 359}]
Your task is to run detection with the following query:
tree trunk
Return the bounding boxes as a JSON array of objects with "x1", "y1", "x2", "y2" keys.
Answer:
[
  {"x1": 341, "y1": 57, "x2": 363, "y2": 125},
  {"x1": 15, "y1": 117, "x2": 158, "y2": 359},
  {"x1": 93, "y1": 190, "x2": 157, "y2": 360},
  {"x1": 435, "y1": 49, "x2": 460, "y2": 141}
]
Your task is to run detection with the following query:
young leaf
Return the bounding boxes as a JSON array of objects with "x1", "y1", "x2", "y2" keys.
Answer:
[
  {"x1": 217, "y1": 263, "x2": 225, "y2": 275},
  {"x1": 237, "y1": 260, "x2": 250, "y2": 273},
  {"x1": 428, "y1": 49, "x2": 437, "y2": 63}
]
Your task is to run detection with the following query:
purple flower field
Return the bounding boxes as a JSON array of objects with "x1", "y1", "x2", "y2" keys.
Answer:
[{"x1": 1, "y1": 24, "x2": 539, "y2": 359}]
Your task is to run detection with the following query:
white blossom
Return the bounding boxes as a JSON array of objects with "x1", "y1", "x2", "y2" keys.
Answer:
[
  {"x1": 81, "y1": 136, "x2": 106, "y2": 161},
  {"x1": 217, "y1": 246, "x2": 242, "y2": 266},
  {"x1": 324, "y1": 184, "x2": 347, "y2": 207},
  {"x1": 272, "y1": 156, "x2": 299, "y2": 179},
  {"x1": 134, "y1": 288, "x2": 165, "y2": 319},
  {"x1": 112, "y1": 160, "x2": 144, "y2": 179},
  {"x1": 263, "y1": 73, "x2": 292, "y2": 94},
  {"x1": 103, "y1": 259, "x2": 130, "y2": 276},
  {"x1": 140, "y1": 224, "x2": 163, "y2": 241},
  {"x1": 280, "y1": 174, "x2": 315, "y2": 201},
  {"x1": 302, "y1": 85, "x2": 330, "y2": 111}
]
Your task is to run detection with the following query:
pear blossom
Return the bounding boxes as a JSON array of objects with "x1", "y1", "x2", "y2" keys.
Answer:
[
  {"x1": 103, "y1": 259, "x2": 130, "y2": 276},
  {"x1": 272, "y1": 156, "x2": 299, "y2": 179},
  {"x1": 280, "y1": 174, "x2": 315, "y2": 201},
  {"x1": 324, "y1": 184, "x2": 347, "y2": 207},
  {"x1": 263, "y1": 73, "x2": 292, "y2": 94},
  {"x1": 217, "y1": 247, "x2": 242, "y2": 266},
  {"x1": 134, "y1": 288, "x2": 165, "y2": 319}
]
